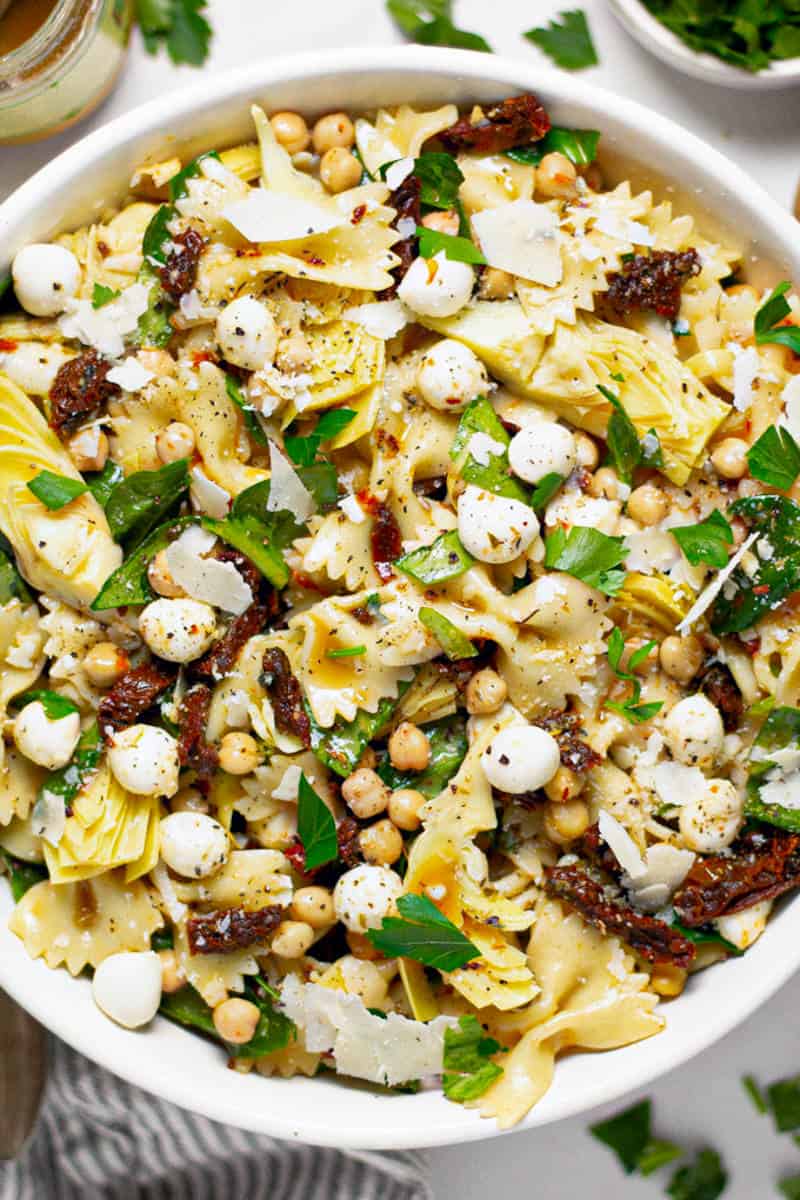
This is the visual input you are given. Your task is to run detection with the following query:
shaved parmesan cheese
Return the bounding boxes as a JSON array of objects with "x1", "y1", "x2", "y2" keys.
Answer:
[
  {"x1": 267, "y1": 441, "x2": 315, "y2": 522},
  {"x1": 598, "y1": 810, "x2": 644, "y2": 878},
  {"x1": 780, "y1": 374, "x2": 800, "y2": 441},
  {"x1": 716, "y1": 899, "x2": 771, "y2": 950},
  {"x1": 623, "y1": 844, "x2": 695, "y2": 912},
  {"x1": 189, "y1": 467, "x2": 231, "y2": 519},
  {"x1": 344, "y1": 299, "x2": 409, "y2": 340},
  {"x1": 472, "y1": 200, "x2": 562, "y2": 287},
  {"x1": 178, "y1": 290, "x2": 219, "y2": 324},
  {"x1": 729, "y1": 342, "x2": 759, "y2": 412},
  {"x1": 57, "y1": 283, "x2": 150, "y2": 359},
  {"x1": 759, "y1": 765, "x2": 800, "y2": 810},
  {"x1": 152, "y1": 860, "x2": 187, "y2": 923},
  {"x1": 624, "y1": 529, "x2": 681, "y2": 575},
  {"x1": 467, "y1": 431, "x2": 506, "y2": 467},
  {"x1": 223, "y1": 189, "x2": 343, "y2": 243},
  {"x1": 397, "y1": 217, "x2": 417, "y2": 238},
  {"x1": 272, "y1": 764, "x2": 303, "y2": 802},
  {"x1": 384, "y1": 157, "x2": 415, "y2": 190},
  {"x1": 107, "y1": 358, "x2": 154, "y2": 392},
  {"x1": 676, "y1": 530, "x2": 758, "y2": 633},
  {"x1": 280, "y1": 975, "x2": 457, "y2": 1087},
  {"x1": 166, "y1": 525, "x2": 253, "y2": 615},
  {"x1": 339, "y1": 494, "x2": 367, "y2": 524},
  {"x1": 31, "y1": 788, "x2": 66, "y2": 848},
  {"x1": 594, "y1": 213, "x2": 655, "y2": 247},
  {"x1": 649, "y1": 761, "x2": 706, "y2": 809}
]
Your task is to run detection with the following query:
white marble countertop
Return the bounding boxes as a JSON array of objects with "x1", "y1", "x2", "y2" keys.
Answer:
[{"x1": 4, "y1": 2, "x2": 800, "y2": 1195}]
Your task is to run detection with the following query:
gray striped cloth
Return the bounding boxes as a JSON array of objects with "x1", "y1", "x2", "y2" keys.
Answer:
[{"x1": 1, "y1": 1037, "x2": 431, "y2": 1200}]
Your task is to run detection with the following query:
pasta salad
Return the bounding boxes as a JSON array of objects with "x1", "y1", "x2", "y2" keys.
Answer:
[{"x1": 1, "y1": 92, "x2": 799, "y2": 1128}]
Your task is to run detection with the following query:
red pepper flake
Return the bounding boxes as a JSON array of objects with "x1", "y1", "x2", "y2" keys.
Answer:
[
  {"x1": 753, "y1": 584, "x2": 771, "y2": 595},
  {"x1": 191, "y1": 349, "x2": 218, "y2": 367},
  {"x1": 302, "y1": 253, "x2": 326, "y2": 266},
  {"x1": 0, "y1": 338, "x2": 18, "y2": 353},
  {"x1": 351, "y1": 204, "x2": 367, "y2": 226}
]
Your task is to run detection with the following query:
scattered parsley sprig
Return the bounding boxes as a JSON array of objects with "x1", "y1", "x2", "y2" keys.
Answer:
[
  {"x1": 135, "y1": 0, "x2": 213, "y2": 66},
  {"x1": 525, "y1": 9, "x2": 598, "y2": 70},
  {"x1": 604, "y1": 627, "x2": 663, "y2": 724}
]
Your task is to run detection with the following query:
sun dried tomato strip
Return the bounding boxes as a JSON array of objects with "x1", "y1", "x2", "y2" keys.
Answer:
[
  {"x1": 49, "y1": 350, "x2": 121, "y2": 438},
  {"x1": 337, "y1": 817, "x2": 363, "y2": 868},
  {"x1": 382, "y1": 172, "x2": 422, "y2": 297},
  {"x1": 370, "y1": 501, "x2": 402, "y2": 582},
  {"x1": 699, "y1": 662, "x2": 743, "y2": 733},
  {"x1": 176, "y1": 684, "x2": 218, "y2": 788},
  {"x1": 438, "y1": 94, "x2": 550, "y2": 155},
  {"x1": 159, "y1": 227, "x2": 205, "y2": 302},
  {"x1": 581, "y1": 822, "x2": 624, "y2": 878},
  {"x1": 98, "y1": 661, "x2": 177, "y2": 738},
  {"x1": 192, "y1": 602, "x2": 271, "y2": 681},
  {"x1": 673, "y1": 826, "x2": 800, "y2": 927},
  {"x1": 262, "y1": 646, "x2": 311, "y2": 747},
  {"x1": 533, "y1": 710, "x2": 601, "y2": 774},
  {"x1": 187, "y1": 905, "x2": 284, "y2": 954},
  {"x1": 546, "y1": 864, "x2": 696, "y2": 967},
  {"x1": 606, "y1": 249, "x2": 701, "y2": 322}
]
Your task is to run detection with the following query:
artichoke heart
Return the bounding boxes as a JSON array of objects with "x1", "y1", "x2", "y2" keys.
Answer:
[
  {"x1": 611, "y1": 572, "x2": 691, "y2": 636},
  {"x1": 0, "y1": 374, "x2": 121, "y2": 610},
  {"x1": 417, "y1": 300, "x2": 545, "y2": 394}
]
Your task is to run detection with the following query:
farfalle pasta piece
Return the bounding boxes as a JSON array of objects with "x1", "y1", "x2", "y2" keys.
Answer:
[
  {"x1": 0, "y1": 748, "x2": 43, "y2": 827},
  {"x1": 297, "y1": 512, "x2": 380, "y2": 593},
  {"x1": 9, "y1": 872, "x2": 163, "y2": 975},
  {"x1": 172, "y1": 849, "x2": 293, "y2": 910},
  {"x1": 354, "y1": 103, "x2": 458, "y2": 177},
  {"x1": 446, "y1": 919, "x2": 539, "y2": 1012},
  {"x1": 174, "y1": 921, "x2": 259, "y2": 1007},
  {"x1": 175, "y1": 360, "x2": 269, "y2": 494},
  {"x1": 38, "y1": 596, "x2": 107, "y2": 708}
]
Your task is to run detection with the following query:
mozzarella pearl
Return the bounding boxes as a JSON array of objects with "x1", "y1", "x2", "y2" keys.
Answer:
[
  {"x1": 139, "y1": 598, "x2": 217, "y2": 664},
  {"x1": 457, "y1": 484, "x2": 538, "y2": 565},
  {"x1": 415, "y1": 339, "x2": 488, "y2": 412},
  {"x1": 664, "y1": 694, "x2": 725, "y2": 768},
  {"x1": 481, "y1": 724, "x2": 561, "y2": 794},
  {"x1": 215, "y1": 297, "x2": 278, "y2": 371},
  {"x1": 12, "y1": 244, "x2": 80, "y2": 317},
  {"x1": 397, "y1": 253, "x2": 474, "y2": 319},
  {"x1": 679, "y1": 778, "x2": 742, "y2": 853},
  {"x1": 333, "y1": 864, "x2": 403, "y2": 933},
  {"x1": 508, "y1": 423, "x2": 577, "y2": 485},
  {"x1": 159, "y1": 811, "x2": 229, "y2": 878},
  {"x1": 107, "y1": 725, "x2": 180, "y2": 797},
  {"x1": 92, "y1": 951, "x2": 162, "y2": 1029},
  {"x1": 716, "y1": 898, "x2": 771, "y2": 951},
  {"x1": 0, "y1": 342, "x2": 72, "y2": 395},
  {"x1": 13, "y1": 701, "x2": 80, "y2": 771}
]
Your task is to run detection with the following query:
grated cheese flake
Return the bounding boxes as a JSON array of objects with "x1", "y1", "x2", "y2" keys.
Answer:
[
  {"x1": 223, "y1": 189, "x2": 344, "y2": 243},
  {"x1": 267, "y1": 441, "x2": 315, "y2": 523},
  {"x1": 471, "y1": 200, "x2": 562, "y2": 287}
]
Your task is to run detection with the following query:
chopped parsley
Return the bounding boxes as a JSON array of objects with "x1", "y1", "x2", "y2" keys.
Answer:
[
  {"x1": 590, "y1": 1099, "x2": 680, "y2": 1176},
  {"x1": 755, "y1": 281, "x2": 800, "y2": 355},
  {"x1": 780, "y1": 1176, "x2": 800, "y2": 1200},
  {"x1": 26, "y1": 470, "x2": 88, "y2": 512},
  {"x1": 525, "y1": 9, "x2": 598, "y2": 69},
  {"x1": 366, "y1": 892, "x2": 480, "y2": 971},
  {"x1": 136, "y1": 0, "x2": 213, "y2": 67},
  {"x1": 599, "y1": 385, "x2": 663, "y2": 484},
  {"x1": 416, "y1": 226, "x2": 486, "y2": 265},
  {"x1": 506, "y1": 126, "x2": 599, "y2": 167},
  {"x1": 544, "y1": 525, "x2": 627, "y2": 596},
  {"x1": 225, "y1": 374, "x2": 269, "y2": 448},
  {"x1": 442, "y1": 1015, "x2": 504, "y2": 1103},
  {"x1": 386, "y1": 0, "x2": 491, "y2": 51},
  {"x1": 530, "y1": 471, "x2": 564, "y2": 513},
  {"x1": 14, "y1": 689, "x2": 79, "y2": 721},
  {"x1": 672, "y1": 510, "x2": 733, "y2": 569},
  {"x1": 285, "y1": 408, "x2": 356, "y2": 467},
  {"x1": 747, "y1": 424, "x2": 800, "y2": 491},
  {"x1": 0, "y1": 852, "x2": 47, "y2": 902},
  {"x1": 742, "y1": 1075, "x2": 767, "y2": 1115},
  {"x1": 296, "y1": 772, "x2": 338, "y2": 871},
  {"x1": 450, "y1": 395, "x2": 529, "y2": 503},
  {"x1": 642, "y1": 2, "x2": 800, "y2": 73},
  {"x1": 667, "y1": 1149, "x2": 727, "y2": 1200},
  {"x1": 384, "y1": 152, "x2": 464, "y2": 210},
  {"x1": 767, "y1": 1076, "x2": 800, "y2": 1133},
  {"x1": 604, "y1": 627, "x2": 663, "y2": 724},
  {"x1": 91, "y1": 283, "x2": 121, "y2": 308},
  {"x1": 711, "y1": 495, "x2": 800, "y2": 634}
]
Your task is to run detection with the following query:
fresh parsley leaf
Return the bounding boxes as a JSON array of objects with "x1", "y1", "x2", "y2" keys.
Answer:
[
  {"x1": 642, "y1": 3, "x2": 800, "y2": 73},
  {"x1": 780, "y1": 1176, "x2": 800, "y2": 1200},
  {"x1": 450, "y1": 396, "x2": 530, "y2": 503},
  {"x1": 27, "y1": 470, "x2": 88, "y2": 511},
  {"x1": 137, "y1": 0, "x2": 213, "y2": 66},
  {"x1": 91, "y1": 283, "x2": 121, "y2": 309},
  {"x1": 419, "y1": 607, "x2": 477, "y2": 661},
  {"x1": 747, "y1": 424, "x2": 800, "y2": 490},
  {"x1": 742, "y1": 1074, "x2": 767, "y2": 1114},
  {"x1": 601, "y1": 386, "x2": 642, "y2": 485},
  {"x1": 769, "y1": 1076, "x2": 800, "y2": 1132},
  {"x1": 396, "y1": 530, "x2": 474, "y2": 585},
  {"x1": 530, "y1": 472, "x2": 564, "y2": 512},
  {"x1": 666, "y1": 1149, "x2": 727, "y2": 1200},
  {"x1": 285, "y1": 408, "x2": 356, "y2": 466},
  {"x1": 141, "y1": 205, "x2": 173, "y2": 267},
  {"x1": 412, "y1": 152, "x2": 464, "y2": 210},
  {"x1": 296, "y1": 772, "x2": 338, "y2": 871},
  {"x1": 15, "y1": 689, "x2": 79, "y2": 721},
  {"x1": 672, "y1": 510, "x2": 733, "y2": 569},
  {"x1": 754, "y1": 281, "x2": 800, "y2": 354},
  {"x1": 711, "y1": 494, "x2": 800, "y2": 634},
  {"x1": 544, "y1": 526, "x2": 627, "y2": 596},
  {"x1": 442, "y1": 1015, "x2": 504, "y2": 1103},
  {"x1": 366, "y1": 892, "x2": 480, "y2": 971},
  {"x1": 604, "y1": 628, "x2": 662, "y2": 725},
  {"x1": 506, "y1": 126, "x2": 600, "y2": 167},
  {"x1": 134, "y1": 261, "x2": 174, "y2": 348},
  {"x1": 105, "y1": 458, "x2": 190, "y2": 545},
  {"x1": 377, "y1": 715, "x2": 468, "y2": 799},
  {"x1": 746, "y1": 706, "x2": 800, "y2": 833},
  {"x1": 638, "y1": 1141, "x2": 683, "y2": 1176},
  {"x1": 590, "y1": 1099, "x2": 652, "y2": 1174},
  {"x1": 0, "y1": 852, "x2": 47, "y2": 902},
  {"x1": 225, "y1": 373, "x2": 269, "y2": 447},
  {"x1": 416, "y1": 226, "x2": 486, "y2": 265},
  {"x1": 326, "y1": 645, "x2": 367, "y2": 658},
  {"x1": 387, "y1": 0, "x2": 491, "y2": 51},
  {"x1": 36, "y1": 721, "x2": 102, "y2": 815},
  {"x1": 525, "y1": 9, "x2": 598, "y2": 69}
]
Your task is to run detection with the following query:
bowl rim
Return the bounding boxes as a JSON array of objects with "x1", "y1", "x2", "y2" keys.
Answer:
[
  {"x1": 609, "y1": 0, "x2": 800, "y2": 89},
  {"x1": 2, "y1": 43, "x2": 800, "y2": 1149}
]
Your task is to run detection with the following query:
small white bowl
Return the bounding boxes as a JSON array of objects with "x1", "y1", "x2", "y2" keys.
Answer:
[{"x1": 610, "y1": 0, "x2": 800, "y2": 89}]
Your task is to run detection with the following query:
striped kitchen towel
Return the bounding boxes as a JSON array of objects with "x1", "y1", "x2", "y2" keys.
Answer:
[{"x1": 0, "y1": 1036, "x2": 432, "y2": 1200}]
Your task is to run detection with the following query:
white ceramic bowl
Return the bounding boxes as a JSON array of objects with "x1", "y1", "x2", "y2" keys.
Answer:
[
  {"x1": 609, "y1": 0, "x2": 800, "y2": 89},
  {"x1": 2, "y1": 46, "x2": 800, "y2": 1150}
]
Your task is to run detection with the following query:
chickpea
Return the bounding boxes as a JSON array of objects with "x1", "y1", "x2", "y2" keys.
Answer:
[
  {"x1": 356, "y1": 746, "x2": 378, "y2": 771},
  {"x1": 337, "y1": 955, "x2": 388, "y2": 1007},
  {"x1": 275, "y1": 331, "x2": 312, "y2": 373},
  {"x1": 312, "y1": 111, "x2": 355, "y2": 154},
  {"x1": 650, "y1": 964, "x2": 687, "y2": 998},
  {"x1": 359, "y1": 819, "x2": 404, "y2": 866},
  {"x1": 388, "y1": 722, "x2": 430, "y2": 772},
  {"x1": 158, "y1": 948, "x2": 185, "y2": 995},
  {"x1": 659, "y1": 635, "x2": 704, "y2": 686},
  {"x1": 291, "y1": 885, "x2": 335, "y2": 929},
  {"x1": 761, "y1": 342, "x2": 796, "y2": 374},
  {"x1": 271, "y1": 920, "x2": 315, "y2": 959},
  {"x1": 346, "y1": 930, "x2": 383, "y2": 960},
  {"x1": 711, "y1": 437, "x2": 748, "y2": 480},
  {"x1": 544, "y1": 798, "x2": 590, "y2": 844},
  {"x1": 627, "y1": 482, "x2": 668, "y2": 526},
  {"x1": 83, "y1": 641, "x2": 129, "y2": 688},
  {"x1": 574, "y1": 432, "x2": 600, "y2": 471},
  {"x1": 465, "y1": 668, "x2": 508, "y2": 716},
  {"x1": 388, "y1": 787, "x2": 426, "y2": 832},
  {"x1": 421, "y1": 209, "x2": 460, "y2": 237},
  {"x1": 588, "y1": 466, "x2": 619, "y2": 500},
  {"x1": 536, "y1": 152, "x2": 578, "y2": 199},
  {"x1": 218, "y1": 731, "x2": 262, "y2": 775},
  {"x1": 270, "y1": 111, "x2": 311, "y2": 156},
  {"x1": 738, "y1": 477, "x2": 763, "y2": 499},
  {"x1": 319, "y1": 147, "x2": 362, "y2": 194},
  {"x1": 170, "y1": 787, "x2": 209, "y2": 815},
  {"x1": 341, "y1": 767, "x2": 389, "y2": 820},
  {"x1": 212, "y1": 997, "x2": 261, "y2": 1044},
  {"x1": 68, "y1": 426, "x2": 108, "y2": 473},
  {"x1": 147, "y1": 549, "x2": 186, "y2": 598},
  {"x1": 544, "y1": 766, "x2": 584, "y2": 805},
  {"x1": 156, "y1": 421, "x2": 195, "y2": 464},
  {"x1": 479, "y1": 266, "x2": 516, "y2": 301}
]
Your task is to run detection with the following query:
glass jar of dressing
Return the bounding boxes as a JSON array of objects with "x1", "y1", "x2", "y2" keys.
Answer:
[{"x1": 0, "y1": 0, "x2": 132, "y2": 145}]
